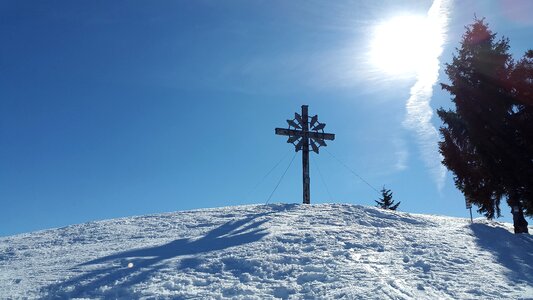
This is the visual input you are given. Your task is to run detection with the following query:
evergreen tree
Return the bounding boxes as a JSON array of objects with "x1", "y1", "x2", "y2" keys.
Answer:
[
  {"x1": 375, "y1": 187, "x2": 400, "y2": 210},
  {"x1": 509, "y1": 50, "x2": 533, "y2": 217},
  {"x1": 437, "y1": 18, "x2": 531, "y2": 233}
]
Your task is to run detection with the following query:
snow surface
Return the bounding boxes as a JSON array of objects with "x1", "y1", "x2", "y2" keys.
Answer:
[{"x1": 1, "y1": 203, "x2": 532, "y2": 299}]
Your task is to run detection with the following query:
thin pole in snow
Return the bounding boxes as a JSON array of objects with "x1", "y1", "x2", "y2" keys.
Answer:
[{"x1": 466, "y1": 196, "x2": 473, "y2": 224}]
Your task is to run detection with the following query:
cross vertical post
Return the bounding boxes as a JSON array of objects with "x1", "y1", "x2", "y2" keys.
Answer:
[
  {"x1": 275, "y1": 105, "x2": 335, "y2": 204},
  {"x1": 301, "y1": 105, "x2": 310, "y2": 204}
]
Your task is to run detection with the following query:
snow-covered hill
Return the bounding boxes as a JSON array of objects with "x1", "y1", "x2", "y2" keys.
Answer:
[{"x1": 1, "y1": 203, "x2": 532, "y2": 299}]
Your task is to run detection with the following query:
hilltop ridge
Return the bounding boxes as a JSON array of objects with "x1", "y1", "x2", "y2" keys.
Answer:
[{"x1": 0, "y1": 203, "x2": 532, "y2": 299}]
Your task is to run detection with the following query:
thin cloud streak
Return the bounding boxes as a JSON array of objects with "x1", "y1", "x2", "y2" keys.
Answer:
[
  {"x1": 394, "y1": 138, "x2": 408, "y2": 172},
  {"x1": 403, "y1": 0, "x2": 451, "y2": 191}
]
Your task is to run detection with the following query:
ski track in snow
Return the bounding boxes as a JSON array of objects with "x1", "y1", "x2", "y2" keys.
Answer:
[{"x1": 0, "y1": 203, "x2": 532, "y2": 299}]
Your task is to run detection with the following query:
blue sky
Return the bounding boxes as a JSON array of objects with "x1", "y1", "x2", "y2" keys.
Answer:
[{"x1": 1, "y1": 0, "x2": 532, "y2": 236}]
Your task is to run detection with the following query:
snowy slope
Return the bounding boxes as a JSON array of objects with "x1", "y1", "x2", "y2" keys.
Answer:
[{"x1": 1, "y1": 203, "x2": 532, "y2": 299}]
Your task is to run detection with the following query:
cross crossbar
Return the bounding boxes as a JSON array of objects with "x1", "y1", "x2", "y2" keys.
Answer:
[{"x1": 275, "y1": 128, "x2": 335, "y2": 141}]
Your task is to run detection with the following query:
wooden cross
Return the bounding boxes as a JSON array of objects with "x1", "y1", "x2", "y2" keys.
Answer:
[{"x1": 275, "y1": 105, "x2": 335, "y2": 204}]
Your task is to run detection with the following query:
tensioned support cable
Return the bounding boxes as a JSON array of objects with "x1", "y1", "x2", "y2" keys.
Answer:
[
  {"x1": 245, "y1": 150, "x2": 292, "y2": 202},
  {"x1": 266, "y1": 152, "x2": 297, "y2": 204},
  {"x1": 313, "y1": 156, "x2": 334, "y2": 202},
  {"x1": 324, "y1": 148, "x2": 380, "y2": 194}
]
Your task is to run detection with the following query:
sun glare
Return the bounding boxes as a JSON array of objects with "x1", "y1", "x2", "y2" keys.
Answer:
[{"x1": 370, "y1": 15, "x2": 441, "y2": 76}]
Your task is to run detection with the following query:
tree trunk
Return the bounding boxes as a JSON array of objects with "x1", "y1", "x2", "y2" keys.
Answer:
[{"x1": 511, "y1": 205, "x2": 529, "y2": 234}]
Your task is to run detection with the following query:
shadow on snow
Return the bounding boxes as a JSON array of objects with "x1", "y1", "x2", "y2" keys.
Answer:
[
  {"x1": 43, "y1": 211, "x2": 275, "y2": 298},
  {"x1": 470, "y1": 223, "x2": 533, "y2": 285}
]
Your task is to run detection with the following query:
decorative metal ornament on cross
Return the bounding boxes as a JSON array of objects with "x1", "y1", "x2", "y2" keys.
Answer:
[{"x1": 275, "y1": 105, "x2": 335, "y2": 204}]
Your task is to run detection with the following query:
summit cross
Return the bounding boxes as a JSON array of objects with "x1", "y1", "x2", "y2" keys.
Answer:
[{"x1": 275, "y1": 105, "x2": 335, "y2": 204}]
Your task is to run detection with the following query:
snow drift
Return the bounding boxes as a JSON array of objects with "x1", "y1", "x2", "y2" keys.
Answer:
[{"x1": 0, "y1": 203, "x2": 532, "y2": 299}]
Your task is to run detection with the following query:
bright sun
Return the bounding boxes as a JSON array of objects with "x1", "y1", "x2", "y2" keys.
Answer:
[{"x1": 370, "y1": 15, "x2": 440, "y2": 75}]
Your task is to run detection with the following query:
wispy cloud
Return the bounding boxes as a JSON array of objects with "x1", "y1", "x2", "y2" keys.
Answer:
[
  {"x1": 393, "y1": 138, "x2": 408, "y2": 172},
  {"x1": 402, "y1": 0, "x2": 451, "y2": 190}
]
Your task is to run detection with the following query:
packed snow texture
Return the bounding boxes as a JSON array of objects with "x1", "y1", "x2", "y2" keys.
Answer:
[{"x1": 1, "y1": 204, "x2": 532, "y2": 299}]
